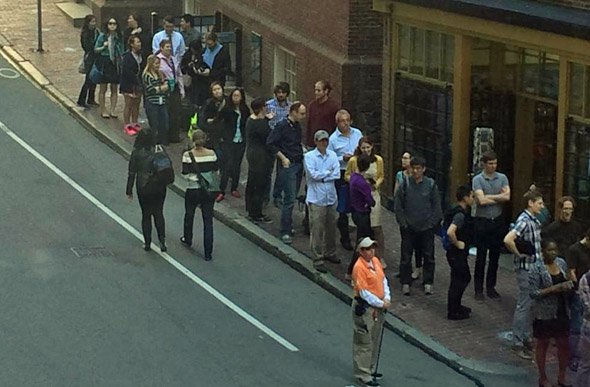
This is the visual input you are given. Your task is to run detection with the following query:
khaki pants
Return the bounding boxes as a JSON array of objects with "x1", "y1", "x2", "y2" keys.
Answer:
[
  {"x1": 352, "y1": 301, "x2": 384, "y2": 383},
  {"x1": 308, "y1": 203, "x2": 337, "y2": 266}
]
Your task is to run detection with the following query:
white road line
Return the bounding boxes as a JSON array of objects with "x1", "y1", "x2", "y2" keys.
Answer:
[{"x1": 0, "y1": 121, "x2": 299, "y2": 352}]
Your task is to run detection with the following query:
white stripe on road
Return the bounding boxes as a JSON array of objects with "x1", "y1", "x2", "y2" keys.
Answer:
[{"x1": 0, "y1": 121, "x2": 299, "y2": 352}]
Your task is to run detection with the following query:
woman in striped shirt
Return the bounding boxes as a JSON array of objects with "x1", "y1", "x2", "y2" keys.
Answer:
[
  {"x1": 180, "y1": 129, "x2": 219, "y2": 261},
  {"x1": 142, "y1": 54, "x2": 170, "y2": 145}
]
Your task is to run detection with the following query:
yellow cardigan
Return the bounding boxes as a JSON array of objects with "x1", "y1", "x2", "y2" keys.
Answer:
[{"x1": 344, "y1": 154, "x2": 384, "y2": 189}]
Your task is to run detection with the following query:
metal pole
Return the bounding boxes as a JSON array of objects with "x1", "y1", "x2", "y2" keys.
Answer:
[{"x1": 36, "y1": 0, "x2": 44, "y2": 52}]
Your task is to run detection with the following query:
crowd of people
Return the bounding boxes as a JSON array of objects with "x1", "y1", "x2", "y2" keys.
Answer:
[{"x1": 78, "y1": 13, "x2": 590, "y2": 387}]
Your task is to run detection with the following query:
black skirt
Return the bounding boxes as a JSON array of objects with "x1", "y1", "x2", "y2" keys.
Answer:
[{"x1": 97, "y1": 55, "x2": 119, "y2": 84}]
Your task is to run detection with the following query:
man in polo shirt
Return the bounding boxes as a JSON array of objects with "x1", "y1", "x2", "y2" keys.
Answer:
[
  {"x1": 472, "y1": 150, "x2": 511, "y2": 301},
  {"x1": 504, "y1": 189, "x2": 544, "y2": 360},
  {"x1": 306, "y1": 80, "x2": 340, "y2": 147},
  {"x1": 267, "y1": 102, "x2": 306, "y2": 245},
  {"x1": 352, "y1": 237, "x2": 390, "y2": 387},
  {"x1": 304, "y1": 130, "x2": 341, "y2": 273},
  {"x1": 328, "y1": 109, "x2": 363, "y2": 251}
]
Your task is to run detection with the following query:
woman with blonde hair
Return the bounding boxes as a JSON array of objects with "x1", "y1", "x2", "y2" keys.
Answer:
[
  {"x1": 180, "y1": 129, "x2": 220, "y2": 261},
  {"x1": 142, "y1": 54, "x2": 170, "y2": 145}
]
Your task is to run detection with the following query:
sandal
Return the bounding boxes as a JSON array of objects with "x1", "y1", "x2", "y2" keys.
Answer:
[
  {"x1": 110, "y1": 114, "x2": 118, "y2": 118},
  {"x1": 101, "y1": 114, "x2": 110, "y2": 119}
]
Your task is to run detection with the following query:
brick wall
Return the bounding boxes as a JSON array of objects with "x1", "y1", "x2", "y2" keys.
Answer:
[{"x1": 196, "y1": 0, "x2": 383, "y2": 141}]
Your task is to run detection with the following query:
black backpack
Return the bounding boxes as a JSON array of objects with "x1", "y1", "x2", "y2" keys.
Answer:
[
  {"x1": 439, "y1": 205, "x2": 465, "y2": 251},
  {"x1": 151, "y1": 145, "x2": 175, "y2": 185}
]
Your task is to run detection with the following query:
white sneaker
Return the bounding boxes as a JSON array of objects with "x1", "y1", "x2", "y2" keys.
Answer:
[
  {"x1": 402, "y1": 284, "x2": 410, "y2": 295},
  {"x1": 411, "y1": 267, "x2": 422, "y2": 280},
  {"x1": 424, "y1": 284, "x2": 433, "y2": 295},
  {"x1": 281, "y1": 234, "x2": 292, "y2": 244}
]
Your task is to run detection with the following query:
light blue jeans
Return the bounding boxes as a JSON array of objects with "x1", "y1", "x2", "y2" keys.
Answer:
[{"x1": 512, "y1": 268, "x2": 532, "y2": 347}]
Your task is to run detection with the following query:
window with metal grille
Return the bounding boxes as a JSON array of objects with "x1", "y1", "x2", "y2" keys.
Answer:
[{"x1": 274, "y1": 47, "x2": 297, "y2": 100}]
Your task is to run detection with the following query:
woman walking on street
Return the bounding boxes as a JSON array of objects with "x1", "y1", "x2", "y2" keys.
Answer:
[
  {"x1": 77, "y1": 15, "x2": 99, "y2": 108},
  {"x1": 126, "y1": 129, "x2": 167, "y2": 252},
  {"x1": 216, "y1": 87, "x2": 250, "y2": 202},
  {"x1": 346, "y1": 137, "x2": 385, "y2": 267},
  {"x1": 530, "y1": 239, "x2": 574, "y2": 387},
  {"x1": 244, "y1": 98, "x2": 273, "y2": 222},
  {"x1": 120, "y1": 35, "x2": 144, "y2": 129},
  {"x1": 94, "y1": 17, "x2": 124, "y2": 119},
  {"x1": 181, "y1": 129, "x2": 219, "y2": 261},
  {"x1": 142, "y1": 54, "x2": 169, "y2": 145}
]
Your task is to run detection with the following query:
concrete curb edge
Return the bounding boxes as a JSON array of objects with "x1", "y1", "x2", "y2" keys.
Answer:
[{"x1": 1, "y1": 44, "x2": 529, "y2": 384}]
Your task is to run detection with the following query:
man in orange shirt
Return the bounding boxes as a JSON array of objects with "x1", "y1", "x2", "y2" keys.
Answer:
[{"x1": 352, "y1": 237, "x2": 391, "y2": 387}]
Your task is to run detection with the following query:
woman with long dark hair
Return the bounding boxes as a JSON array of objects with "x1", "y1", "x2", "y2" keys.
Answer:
[
  {"x1": 76, "y1": 14, "x2": 99, "y2": 108},
  {"x1": 216, "y1": 87, "x2": 250, "y2": 202},
  {"x1": 181, "y1": 129, "x2": 219, "y2": 261},
  {"x1": 200, "y1": 81, "x2": 226, "y2": 153},
  {"x1": 126, "y1": 129, "x2": 167, "y2": 252},
  {"x1": 94, "y1": 17, "x2": 124, "y2": 118}
]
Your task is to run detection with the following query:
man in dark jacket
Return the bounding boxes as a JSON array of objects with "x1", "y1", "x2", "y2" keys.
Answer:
[
  {"x1": 394, "y1": 156, "x2": 442, "y2": 296},
  {"x1": 200, "y1": 31, "x2": 231, "y2": 87}
]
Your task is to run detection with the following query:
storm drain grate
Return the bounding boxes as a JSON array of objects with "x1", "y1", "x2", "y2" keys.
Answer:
[{"x1": 70, "y1": 247, "x2": 114, "y2": 258}]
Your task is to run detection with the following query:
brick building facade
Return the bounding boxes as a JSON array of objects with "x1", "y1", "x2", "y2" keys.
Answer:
[{"x1": 195, "y1": 0, "x2": 383, "y2": 142}]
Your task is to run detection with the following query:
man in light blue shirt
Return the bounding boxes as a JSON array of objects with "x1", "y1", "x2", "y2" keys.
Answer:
[
  {"x1": 152, "y1": 15, "x2": 186, "y2": 64},
  {"x1": 327, "y1": 109, "x2": 363, "y2": 251},
  {"x1": 305, "y1": 130, "x2": 341, "y2": 273}
]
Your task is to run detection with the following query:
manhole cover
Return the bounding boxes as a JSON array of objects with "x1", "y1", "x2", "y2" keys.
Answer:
[{"x1": 70, "y1": 247, "x2": 114, "y2": 258}]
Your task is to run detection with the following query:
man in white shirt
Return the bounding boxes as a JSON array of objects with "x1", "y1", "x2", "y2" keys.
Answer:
[
  {"x1": 304, "y1": 130, "x2": 341, "y2": 273},
  {"x1": 152, "y1": 15, "x2": 186, "y2": 64}
]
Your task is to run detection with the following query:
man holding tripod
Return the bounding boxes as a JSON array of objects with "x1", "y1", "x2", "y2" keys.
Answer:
[{"x1": 352, "y1": 237, "x2": 390, "y2": 387}]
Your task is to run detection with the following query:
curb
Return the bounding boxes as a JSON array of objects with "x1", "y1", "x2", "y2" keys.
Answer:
[{"x1": 1, "y1": 44, "x2": 527, "y2": 385}]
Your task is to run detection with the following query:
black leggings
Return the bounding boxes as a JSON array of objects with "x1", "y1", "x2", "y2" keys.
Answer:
[
  {"x1": 138, "y1": 190, "x2": 166, "y2": 245},
  {"x1": 220, "y1": 142, "x2": 246, "y2": 193}
]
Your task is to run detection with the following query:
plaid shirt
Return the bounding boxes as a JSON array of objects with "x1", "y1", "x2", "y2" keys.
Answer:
[
  {"x1": 512, "y1": 210, "x2": 542, "y2": 269},
  {"x1": 265, "y1": 98, "x2": 292, "y2": 130}
]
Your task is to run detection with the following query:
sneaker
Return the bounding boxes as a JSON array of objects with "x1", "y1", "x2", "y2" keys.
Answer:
[
  {"x1": 487, "y1": 289, "x2": 501, "y2": 299},
  {"x1": 231, "y1": 190, "x2": 241, "y2": 198},
  {"x1": 215, "y1": 193, "x2": 225, "y2": 202},
  {"x1": 447, "y1": 310, "x2": 470, "y2": 320},
  {"x1": 325, "y1": 255, "x2": 342, "y2": 264},
  {"x1": 474, "y1": 292, "x2": 485, "y2": 301},
  {"x1": 160, "y1": 242, "x2": 167, "y2": 252},
  {"x1": 511, "y1": 345, "x2": 533, "y2": 360},
  {"x1": 143, "y1": 243, "x2": 151, "y2": 251},
  {"x1": 459, "y1": 305, "x2": 472, "y2": 314},
  {"x1": 424, "y1": 284, "x2": 433, "y2": 295},
  {"x1": 180, "y1": 236, "x2": 192, "y2": 247},
  {"x1": 371, "y1": 372, "x2": 383, "y2": 380},
  {"x1": 260, "y1": 215, "x2": 273, "y2": 224},
  {"x1": 402, "y1": 284, "x2": 411, "y2": 296},
  {"x1": 411, "y1": 267, "x2": 422, "y2": 280},
  {"x1": 281, "y1": 234, "x2": 292, "y2": 244},
  {"x1": 357, "y1": 378, "x2": 380, "y2": 387},
  {"x1": 314, "y1": 264, "x2": 328, "y2": 273}
]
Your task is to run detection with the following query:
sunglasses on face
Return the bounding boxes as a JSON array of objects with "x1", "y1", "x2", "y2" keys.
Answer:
[{"x1": 108, "y1": 22, "x2": 117, "y2": 25}]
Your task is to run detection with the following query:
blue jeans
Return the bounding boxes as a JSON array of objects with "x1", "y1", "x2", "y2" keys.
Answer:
[
  {"x1": 512, "y1": 268, "x2": 532, "y2": 346},
  {"x1": 276, "y1": 162, "x2": 301, "y2": 235},
  {"x1": 145, "y1": 101, "x2": 169, "y2": 145}
]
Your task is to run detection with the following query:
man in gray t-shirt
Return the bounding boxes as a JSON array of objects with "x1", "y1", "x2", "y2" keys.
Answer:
[{"x1": 472, "y1": 151, "x2": 510, "y2": 300}]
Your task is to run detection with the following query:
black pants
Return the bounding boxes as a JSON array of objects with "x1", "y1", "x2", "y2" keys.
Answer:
[
  {"x1": 167, "y1": 88, "x2": 182, "y2": 143},
  {"x1": 347, "y1": 211, "x2": 373, "y2": 274},
  {"x1": 400, "y1": 227, "x2": 435, "y2": 285},
  {"x1": 77, "y1": 71, "x2": 96, "y2": 104},
  {"x1": 138, "y1": 190, "x2": 166, "y2": 245},
  {"x1": 474, "y1": 218, "x2": 504, "y2": 293},
  {"x1": 183, "y1": 189, "x2": 215, "y2": 259},
  {"x1": 335, "y1": 174, "x2": 351, "y2": 245},
  {"x1": 246, "y1": 164, "x2": 271, "y2": 218},
  {"x1": 447, "y1": 248, "x2": 471, "y2": 315},
  {"x1": 220, "y1": 142, "x2": 246, "y2": 193}
]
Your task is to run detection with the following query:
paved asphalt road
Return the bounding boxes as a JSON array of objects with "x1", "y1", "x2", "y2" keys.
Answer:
[{"x1": 0, "y1": 54, "x2": 488, "y2": 386}]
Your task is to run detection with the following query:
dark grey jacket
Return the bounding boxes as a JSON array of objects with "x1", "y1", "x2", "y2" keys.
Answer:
[{"x1": 394, "y1": 175, "x2": 442, "y2": 232}]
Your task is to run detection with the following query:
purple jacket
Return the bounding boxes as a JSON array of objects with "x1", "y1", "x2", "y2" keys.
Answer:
[{"x1": 349, "y1": 172, "x2": 375, "y2": 213}]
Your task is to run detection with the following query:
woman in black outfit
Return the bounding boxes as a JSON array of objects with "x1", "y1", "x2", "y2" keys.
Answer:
[
  {"x1": 181, "y1": 129, "x2": 219, "y2": 261},
  {"x1": 200, "y1": 81, "x2": 226, "y2": 155},
  {"x1": 126, "y1": 129, "x2": 167, "y2": 252},
  {"x1": 77, "y1": 14, "x2": 99, "y2": 108},
  {"x1": 244, "y1": 98, "x2": 273, "y2": 222},
  {"x1": 216, "y1": 87, "x2": 250, "y2": 202},
  {"x1": 120, "y1": 35, "x2": 145, "y2": 128},
  {"x1": 181, "y1": 39, "x2": 210, "y2": 107}
]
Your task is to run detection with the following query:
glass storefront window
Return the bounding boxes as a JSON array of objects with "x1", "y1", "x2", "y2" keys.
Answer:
[
  {"x1": 540, "y1": 53, "x2": 559, "y2": 100},
  {"x1": 410, "y1": 27, "x2": 424, "y2": 75},
  {"x1": 396, "y1": 24, "x2": 454, "y2": 84},
  {"x1": 569, "y1": 63, "x2": 590, "y2": 118},
  {"x1": 521, "y1": 49, "x2": 540, "y2": 95},
  {"x1": 519, "y1": 49, "x2": 559, "y2": 101},
  {"x1": 564, "y1": 121, "x2": 590, "y2": 225}
]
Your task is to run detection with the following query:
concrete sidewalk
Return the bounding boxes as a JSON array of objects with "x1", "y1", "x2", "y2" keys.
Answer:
[{"x1": 0, "y1": 1, "x2": 545, "y2": 384}]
